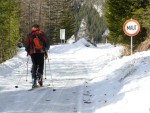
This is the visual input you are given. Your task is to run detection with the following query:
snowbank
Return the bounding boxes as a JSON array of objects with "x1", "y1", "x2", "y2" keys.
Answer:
[
  {"x1": 0, "y1": 48, "x2": 27, "y2": 76},
  {"x1": 74, "y1": 38, "x2": 95, "y2": 47},
  {"x1": 51, "y1": 38, "x2": 95, "y2": 54}
]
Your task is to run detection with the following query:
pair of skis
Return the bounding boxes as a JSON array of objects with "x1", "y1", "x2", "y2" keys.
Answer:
[{"x1": 28, "y1": 84, "x2": 51, "y2": 91}]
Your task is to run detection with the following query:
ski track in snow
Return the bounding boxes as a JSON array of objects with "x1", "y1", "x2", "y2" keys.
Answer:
[
  {"x1": 0, "y1": 47, "x2": 96, "y2": 113},
  {"x1": 0, "y1": 42, "x2": 123, "y2": 113},
  {"x1": 1, "y1": 40, "x2": 150, "y2": 113}
]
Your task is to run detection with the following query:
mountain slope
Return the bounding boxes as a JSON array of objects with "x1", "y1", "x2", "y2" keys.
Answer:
[{"x1": 73, "y1": 0, "x2": 106, "y2": 42}]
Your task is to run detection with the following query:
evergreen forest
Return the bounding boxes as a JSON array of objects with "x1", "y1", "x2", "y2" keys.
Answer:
[
  {"x1": 0, "y1": 0, "x2": 149, "y2": 63},
  {"x1": 105, "y1": 0, "x2": 150, "y2": 47}
]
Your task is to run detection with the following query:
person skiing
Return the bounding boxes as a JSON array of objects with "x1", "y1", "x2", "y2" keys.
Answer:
[{"x1": 25, "y1": 24, "x2": 50, "y2": 88}]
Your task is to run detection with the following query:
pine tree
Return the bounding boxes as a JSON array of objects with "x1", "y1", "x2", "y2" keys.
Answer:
[
  {"x1": 59, "y1": 0, "x2": 76, "y2": 41},
  {"x1": 104, "y1": 0, "x2": 150, "y2": 46},
  {"x1": 48, "y1": 0, "x2": 64, "y2": 44},
  {"x1": 132, "y1": 0, "x2": 150, "y2": 41},
  {"x1": 0, "y1": 0, "x2": 19, "y2": 63},
  {"x1": 104, "y1": 0, "x2": 133, "y2": 44},
  {"x1": 72, "y1": 1, "x2": 106, "y2": 42}
]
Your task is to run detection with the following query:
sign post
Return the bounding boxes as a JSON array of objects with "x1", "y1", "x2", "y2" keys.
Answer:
[
  {"x1": 60, "y1": 29, "x2": 65, "y2": 44},
  {"x1": 123, "y1": 19, "x2": 140, "y2": 55}
]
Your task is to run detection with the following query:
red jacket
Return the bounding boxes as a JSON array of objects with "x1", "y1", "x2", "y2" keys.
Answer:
[{"x1": 25, "y1": 29, "x2": 47, "y2": 55}]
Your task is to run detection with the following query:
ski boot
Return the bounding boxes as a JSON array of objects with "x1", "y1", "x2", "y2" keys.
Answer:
[
  {"x1": 37, "y1": 73, "x2": 43, "y2": 87},
  {"x1": 32, "y1": 79, "x2": 38, "y2": 88}
]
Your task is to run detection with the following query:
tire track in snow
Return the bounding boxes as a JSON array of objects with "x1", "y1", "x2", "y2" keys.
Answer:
[
  {"x1": 0, "y1": 56, "x2": 93, "y2": 113},
  {"x1": 42, "y1": 58, "x2": 91, "y2": 113}
]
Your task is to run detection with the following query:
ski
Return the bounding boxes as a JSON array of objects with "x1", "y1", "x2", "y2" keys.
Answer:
[
  {"x1": 28, "y1": 86, "x2": 40, "y2": 91},
  {"x1": 28, "y1": 84, "x2": 51, "y2": 91}
]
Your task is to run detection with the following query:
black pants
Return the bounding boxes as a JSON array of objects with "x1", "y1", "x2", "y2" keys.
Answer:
[{"x1": 31, "y1": 53, "x2": 44, "y2": 82}]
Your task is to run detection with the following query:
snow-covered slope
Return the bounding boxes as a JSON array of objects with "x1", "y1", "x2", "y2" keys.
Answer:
[{"x1": 0, "y1": 38, "x2": 150, "y2": 113}]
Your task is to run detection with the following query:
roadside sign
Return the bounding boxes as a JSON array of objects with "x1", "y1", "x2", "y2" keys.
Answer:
[
  {"x1": 123, "y1": 19, "x2": 140, "y2": 55},
  {"x1": 123, "y1": 19, "x2": 140, "y2": 37},
  {"x1": 60, "y1": 29, "x2": 65, "y2": 40}
]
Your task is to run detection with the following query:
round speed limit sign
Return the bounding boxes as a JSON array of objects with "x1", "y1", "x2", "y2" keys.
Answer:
[{"x1": 123, "y1": 19, "x2": 140, "y2": 36}]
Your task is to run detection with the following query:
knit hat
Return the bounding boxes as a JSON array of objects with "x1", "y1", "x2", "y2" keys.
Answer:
[{"x1": 32, "y1": 24, "x2": 40, "y2": 32}]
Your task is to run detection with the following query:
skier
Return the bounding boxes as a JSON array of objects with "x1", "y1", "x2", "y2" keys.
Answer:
[{"x1": 25, "y1": 24, "x2": 50, "y2": 88}]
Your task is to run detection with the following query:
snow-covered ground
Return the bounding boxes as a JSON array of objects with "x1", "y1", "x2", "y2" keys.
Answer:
[{"x1": 0, "y1": 38, "x2": 150, "y2": 113}]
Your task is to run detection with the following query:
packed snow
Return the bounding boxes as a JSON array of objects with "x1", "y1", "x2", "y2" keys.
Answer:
[{"x1": 0, "y1": 38, "x2": 150, "y2": 113}]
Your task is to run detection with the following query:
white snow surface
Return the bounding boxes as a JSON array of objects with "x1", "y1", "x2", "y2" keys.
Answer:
[{"x1": 0, "y1": 38, "x2": 150, "y2": 113}]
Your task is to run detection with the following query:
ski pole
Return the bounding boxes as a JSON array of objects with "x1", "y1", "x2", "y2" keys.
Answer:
[
  {"x1": 48, "y1": 58, "x2": 56, "y2": 91},
  {"x1": 26, "y1": 56, "x2": 29, "y2": 82},
  {"x1": 15, "y1": 56, "x2": 29, "y2": 88},
  {"x1": 15, "y1": 74, "x2": 23, "y2": 88},
  {"x1": 15, "y1": 64, "x2": 27, "y2": 88},
  {"x1": 44, "y1": 58, "x2": 47, "y2": 79}
]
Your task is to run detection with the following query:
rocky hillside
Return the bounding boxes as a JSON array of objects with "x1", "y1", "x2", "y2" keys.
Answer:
[{"x1": 72, "y1": 0, "x2": 106, "y2": 42}]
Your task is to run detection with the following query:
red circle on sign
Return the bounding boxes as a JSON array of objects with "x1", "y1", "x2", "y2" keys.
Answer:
[{"x1": 123, "y1": 19, "x2": 140, "y2": 36}]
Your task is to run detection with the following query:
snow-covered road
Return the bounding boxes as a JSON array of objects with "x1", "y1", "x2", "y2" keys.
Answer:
[
  {"x1": 0, "y1": 54, "x2": 89, "y2": 113},
  {"x1": 0, "y1": 42, "x2": 87, "y2": 113},
  {"x1": 1, "y1": 38, "x2": 150, "y2": 113}
]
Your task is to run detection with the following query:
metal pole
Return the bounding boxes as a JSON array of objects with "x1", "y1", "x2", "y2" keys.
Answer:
[
  {"x1": 44, "y1": 58, "x2": 47, "y2": 79},
  {"x1": 26, "y1": 57, "x2": 29, "y2": 81},
  {"x1": 131, "y1": 36, "x2": 133, "y2": 55},
  {"x1": 48, "y1": 58, "x2": 56, "y2": 91}
]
